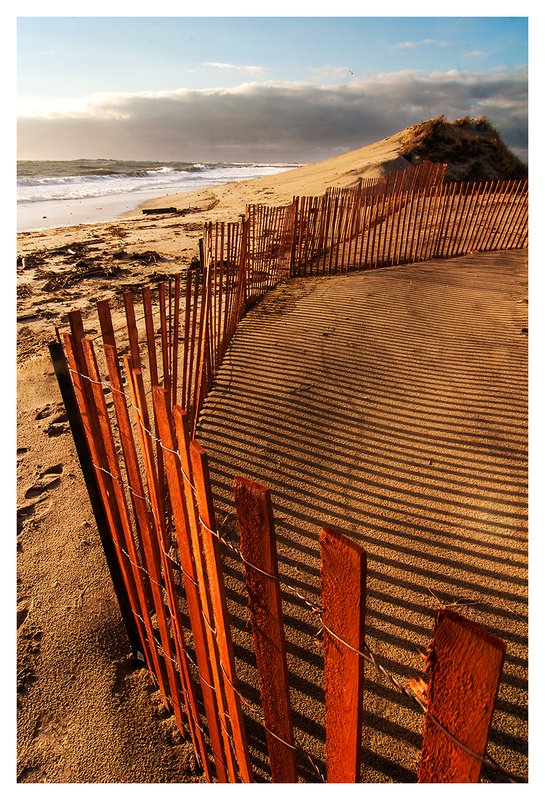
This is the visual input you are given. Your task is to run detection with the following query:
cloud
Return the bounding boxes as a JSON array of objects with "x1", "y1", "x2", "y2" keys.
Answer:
[
  {"x1": 202, "y1": 62, "x2": 265, "y2": 74},
  {"x1": 393, "y1": 39, "x2": 450, "y2": 50},
  {"x1": 17, "y1": 68, "x2": 528, "y2": 163}
]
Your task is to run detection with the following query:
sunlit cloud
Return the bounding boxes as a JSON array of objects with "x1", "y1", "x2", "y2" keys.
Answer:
[
  {"x1": 202, "y1": 62, "x2": 266, "y2": 73},
  {"x1": 393, "y1": 39, "x2": 450, "y2": 50},
  {"x1": 17, "y1": 68, "x2": 527, "y2": 163}
]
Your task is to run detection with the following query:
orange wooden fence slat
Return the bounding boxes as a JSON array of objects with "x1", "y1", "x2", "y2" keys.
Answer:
[
  {"x1": 233, "y1": 477, "x2": 298, "y2": 783},
  {"x1": 77, "y1": 336, "x2": 174, "y2": 713},
  {"x1": 158, "y1": 282, "x2": 171, "y2": 405},
  {"x1": 152, "y1": 389, "x2": 233, "y2": 782},
  {"x1": 320, "y1": 527, "x2": 367, "y2": 783},
  {"x1": 171, "y1": 275, "x2": 181, "y2": 409},
  {"x1": 418, "y1": 608, "x2": 506, "y2": 783},
  {"x1": 190, "y1": 440, "x2": 254, "y2": 783},
  {"x1": 123, "y1": 291, "x2": 142, "y2": 371},
  {"x1": 172, "y1": 403, "x2": 239, "y2": 782},
  {"x1": 100, "y1": 344, "x2": 204, "y2": 759}
]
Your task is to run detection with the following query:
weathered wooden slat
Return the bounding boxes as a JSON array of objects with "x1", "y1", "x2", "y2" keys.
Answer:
[
  {"x1": 190, "y1": 440, "x2": 253, "y2": 783},
  {"x1": 63, "y1": 322, "x2": 157, "y2": 669},
  {"x1": 171, "y1": 275, "x2": 181, "y2": 409},
  {"x1": 153, "y1": 392, "x2": 234, "y2": 783},
  {"x1": 320, "y1": 527, "x2": 367, "y2": 783},
  {"x1": 123, "y1": 291, "x2": 142, "y2": 371},
  {"x1": 418, "y1": 608, "x2": 506, "y2": 783},
  {"x1": 233, "y1": 477, "x2": 297, "y2": 783},
  {"x1": 100, "y1": 344, "x2": 200, "y2": 755},
  {"x1": 158, "y1": 282, "x2": 171, "y2": 407},
  {"x1": 49, "y1": 339, "x2": 143, "y2": 661}
]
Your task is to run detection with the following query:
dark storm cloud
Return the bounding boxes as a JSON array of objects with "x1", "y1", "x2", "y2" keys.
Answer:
[{"x1": 17, "y1": 69, "x2": 528, "y2": 162}]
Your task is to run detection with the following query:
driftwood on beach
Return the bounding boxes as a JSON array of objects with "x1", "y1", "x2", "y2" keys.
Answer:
[{"x1": 142, "y1": 207, "x2": 179, "y2": 216}]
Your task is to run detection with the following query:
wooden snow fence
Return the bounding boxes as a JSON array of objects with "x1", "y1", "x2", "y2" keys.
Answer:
[
  {"x1": 50, "y1": 246, "x2": 513, "y2": 783},
  {"x1": 48, "y1": 161, "x2": 527, "y2": 783},
  {"x1": 242, "y1": 163, "x2": 528, "y2": 279}
]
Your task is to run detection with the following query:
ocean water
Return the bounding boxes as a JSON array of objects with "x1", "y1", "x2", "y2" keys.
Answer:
[{"x1": 17, "y1": 159, "x2": 297, "y2": 232}]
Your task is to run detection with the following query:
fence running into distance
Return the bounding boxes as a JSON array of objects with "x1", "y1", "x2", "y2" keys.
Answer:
[{"x1": 50, "y1": 161, "x2": 527, "y2": 783}]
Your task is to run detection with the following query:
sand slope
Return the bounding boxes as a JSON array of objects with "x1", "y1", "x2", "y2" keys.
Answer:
[
  {"x1": 196, "y1": 250, "x2": 528, "y2": 782},
  {"x1": 135, "y1": 131, "x2": 410, "y2": 214}
]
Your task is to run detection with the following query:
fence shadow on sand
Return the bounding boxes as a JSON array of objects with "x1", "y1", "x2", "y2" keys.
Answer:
[{"x1": 195, "y1": 249, "x2": 528, "y2": 782}]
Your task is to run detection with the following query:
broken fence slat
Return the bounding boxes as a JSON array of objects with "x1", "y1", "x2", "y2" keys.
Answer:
[
  {"x1": 418, "y1": 608, "x2": 506, "y2": 783},
  {"x1": 233, "y1": 476, "x2": 298, "y2": 783},
  {"x1": 320, "y1": 527, "x2": 367, "y2": 783}
]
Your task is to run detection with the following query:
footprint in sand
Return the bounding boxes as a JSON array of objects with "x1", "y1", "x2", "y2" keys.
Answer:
[
  {"x1": 35, "y1": 404, "x2": 56, "y2": 420},
  {"x1": 45, "y1": 419, "x2": 70, "y2": 437},
  {"x1": 35, "y1": 402, "x2": 69, "y2": 436},
  {"x1": 17, "y1": 495, "x2": 53, "y2": 536},
  {"x1": 17, "y1": 446, "x2": 29, "y2": 463},
  {"x1": 24, "y1": 464, "x2": 64, "y2": 499},
  {"x1": 18, "y1": 465, "x2": 64, "y2": 536}
]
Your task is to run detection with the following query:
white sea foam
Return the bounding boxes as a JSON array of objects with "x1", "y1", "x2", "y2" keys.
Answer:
[{"x1": 17, "y1": 161, "x2": 297, "y2": 232}]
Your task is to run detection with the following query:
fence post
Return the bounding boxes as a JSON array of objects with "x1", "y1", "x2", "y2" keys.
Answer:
[
  {"x1": 320, "y1": 527, "x2": 367, "y2": 782},
  {"x1": 233, "y1": 476, "x2": 298, "y2": 783},
  {"x1": 418, "y1": 608, "x2": 506, "y2": 783},
  {"x1": 48, "y1": 341, "x2": 144, "y2": 664}
]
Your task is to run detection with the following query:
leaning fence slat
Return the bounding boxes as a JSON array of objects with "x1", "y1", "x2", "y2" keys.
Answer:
[
  {"x1": 62, "y1": 334, "x2": 152, "y2": 675},
  {"x1": 49, "y1": 340, "x2": 143, "y2": 662},
  {"x1": 190, "y1": 440, "x2": 254, "y2": 783},
  {"x1": 171, "y1": 275, "x2": 181, "y2": 409},
  {"x1": 100, "y1": 345, "x2": 198, "y2": 752},
  {"x1": 320, "y1": 527, "x2": 367, "y2": 783},
  {"x1": 418, "y1": 608, "x2": 506, "y2": 783},
  {"x1": 123, "y1": 291, "x2": 142, "y2": 371},
  {"x1": 121, "y1": 370, "x2": 211, "y2": 778},
  {"x1": 158, "y1": 282, "x2": 172, "y2": 408},
  {"x1": 233, "y1": 477, "x2": 298, "y2": 783},
  {"x1": 153, "y1": 390, "x2": 234, "y2": 783}
]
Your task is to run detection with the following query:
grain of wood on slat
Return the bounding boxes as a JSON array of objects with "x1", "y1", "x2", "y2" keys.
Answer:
[
  {"x1": 233, "y1": 477, "x2": 297, "y2": 783},
  {"x1": 418, "y1": 609, "x2": 506, "y2": 783},
  {"x1": 320, "y1": 527, "x2": 367, "y2": 783},
  {"x1": 190, "y1": 440, "x2": 254, "y2": 783}
]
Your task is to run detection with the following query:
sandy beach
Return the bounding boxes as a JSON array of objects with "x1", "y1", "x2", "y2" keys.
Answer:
[{"x1": 16, "y1": 126, "x2": 528, "y2": 783}]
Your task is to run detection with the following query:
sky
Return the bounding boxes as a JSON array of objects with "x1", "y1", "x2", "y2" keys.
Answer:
[{"x1": 16, "y1": 8, "x2": 530, "y2": 164}]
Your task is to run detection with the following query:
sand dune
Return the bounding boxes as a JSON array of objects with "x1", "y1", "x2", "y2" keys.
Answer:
[{"x1": 134, "y1": 131, "x2": 410, "y2": 215}]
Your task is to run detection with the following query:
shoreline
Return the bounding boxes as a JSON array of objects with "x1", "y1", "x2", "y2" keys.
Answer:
[
  {"x1": 17, "y1": 188, "x2": 171, "y2": 233},
  {"x1": 17, "y1": 164, "x2": 301, "y2": 234}
]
